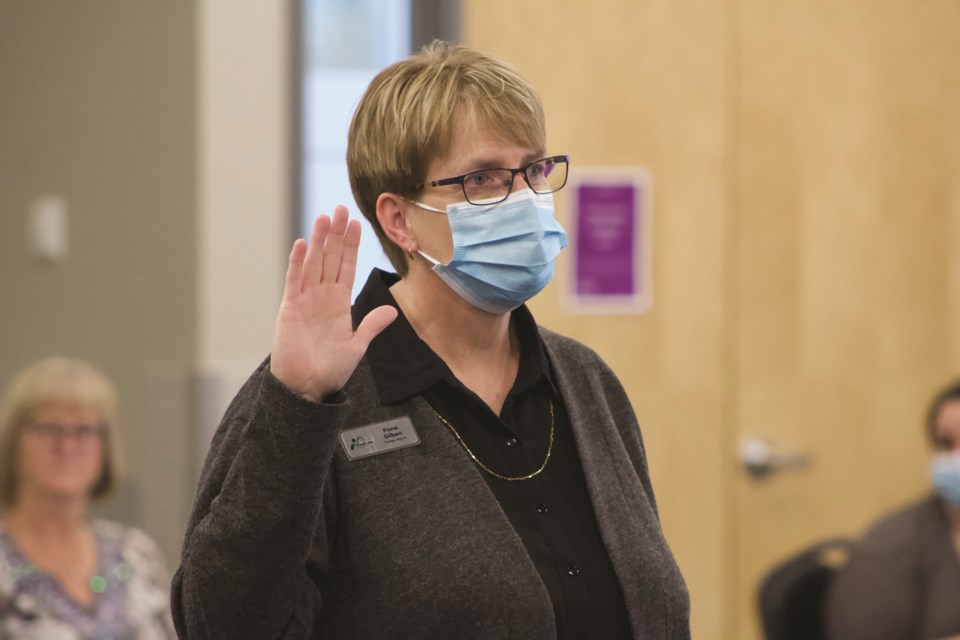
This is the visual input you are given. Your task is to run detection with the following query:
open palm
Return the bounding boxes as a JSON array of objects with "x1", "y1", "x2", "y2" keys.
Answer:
[{"x1": 270, "y1": 205, "x2": 398, "y2": 402}]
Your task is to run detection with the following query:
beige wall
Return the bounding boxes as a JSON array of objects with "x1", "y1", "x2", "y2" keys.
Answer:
[
  {"x1": 0, "y1": 0, "x2": 292, "y2": 566},
  {"x1": 0, "y1": 0, "x2": 199, "y2": 561},
  {"x1": 197, "y1": 0, "x2": 289, "y2": 371},
  {"x1": 194, "y1": 0, "x2": 291, "y2": 463}
]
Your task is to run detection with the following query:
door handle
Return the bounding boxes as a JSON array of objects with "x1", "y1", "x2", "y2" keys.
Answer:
[{"x1": 739, "y1": 438, "x2": 812, "y2": 479}]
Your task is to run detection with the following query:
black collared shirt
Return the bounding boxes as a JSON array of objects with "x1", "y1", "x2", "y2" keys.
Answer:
[{"x1": 353, "y1": 270, "x2": 633, "y2": 640}]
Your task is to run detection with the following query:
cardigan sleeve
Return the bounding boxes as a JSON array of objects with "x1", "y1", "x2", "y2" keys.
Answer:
[
  {"x1": 542, "y1": 329, "x2": 660, "y2": 519},
  {"x1": 172, "y1": 359, "x2": 348, "y2": 640},
  {"x1": 539, "y1": 329, "x2": 691, "y2": 636},
  {"x1": 591, "y1": 356, "x2": 660, "y2": 519}
]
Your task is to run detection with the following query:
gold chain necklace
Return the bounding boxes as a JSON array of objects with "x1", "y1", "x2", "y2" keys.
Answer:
[{"x1": 432, "y1": 400, "x2": 555, "y2": 481}]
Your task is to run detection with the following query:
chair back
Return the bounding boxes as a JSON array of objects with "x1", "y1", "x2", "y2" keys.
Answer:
[{"x1": 758, "y1": 537, "x2": 854, "y2": 640}]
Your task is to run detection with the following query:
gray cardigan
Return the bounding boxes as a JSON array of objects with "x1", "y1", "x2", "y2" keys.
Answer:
[{"x1": 172, "y1": 329, "x2": 690, "y2": 639}]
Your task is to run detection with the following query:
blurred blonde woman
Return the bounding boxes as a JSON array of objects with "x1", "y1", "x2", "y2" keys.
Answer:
[{"x1": 0, "y1": 357, "x2": 175, "y2": 639}]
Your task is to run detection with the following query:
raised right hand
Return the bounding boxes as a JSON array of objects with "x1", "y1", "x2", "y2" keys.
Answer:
[{"x1": 270, "y1": 206, "x2": 398, "y2": 402}]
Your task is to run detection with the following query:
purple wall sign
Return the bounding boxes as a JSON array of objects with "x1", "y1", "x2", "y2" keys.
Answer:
[{"x1": 568, "y1": 170, "x2": 651, "y2": 313}]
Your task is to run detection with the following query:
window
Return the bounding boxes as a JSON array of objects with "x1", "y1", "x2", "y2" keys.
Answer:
[{"x1": 298, "y1": 0, "x2": 411, "y2": 299}]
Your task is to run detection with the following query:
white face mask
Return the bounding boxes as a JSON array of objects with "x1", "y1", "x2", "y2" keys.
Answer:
[{"x1": 412, "y1": 189, "x2": 568, "y2": 314}]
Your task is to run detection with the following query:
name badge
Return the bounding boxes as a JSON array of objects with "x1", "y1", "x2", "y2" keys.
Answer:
[{"x1": 340, "y1": 416, "x2": 421, "y2": 460}]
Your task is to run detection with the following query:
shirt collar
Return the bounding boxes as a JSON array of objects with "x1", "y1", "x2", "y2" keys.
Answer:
[{"x1": 353, "y1": 269, "x2": 553, "y2": 405}]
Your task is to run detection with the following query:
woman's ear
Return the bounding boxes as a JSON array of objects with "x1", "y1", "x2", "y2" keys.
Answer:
[{"x1": 376, "y1": 193, "x2": 417, "y2": 255}]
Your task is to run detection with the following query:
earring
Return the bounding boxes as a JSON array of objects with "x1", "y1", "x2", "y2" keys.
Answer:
[{"x1": 407, "y1": 247, "x2": 416, "y2": 260}]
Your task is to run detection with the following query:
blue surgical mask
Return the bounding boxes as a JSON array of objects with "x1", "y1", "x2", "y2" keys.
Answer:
[
  {"x1": 414, "y1": 189, "x2": 568, "y2": 314},
  {"x1": 932, "y1": 454, "x2": 960, "y2": 506}
]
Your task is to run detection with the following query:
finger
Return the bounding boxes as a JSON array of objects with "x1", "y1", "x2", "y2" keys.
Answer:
[
  {"x1": 320, "y1": 205, "x2": 349, "y2": 284},
  {"x1": 353, "y1": 305, "x2": 399, "y2": 350},
  {"x1": 282, "y1": 238, "x2": 307, "y2": 300},
  {"x1": 336, "y1": 219, "x2": 362, "y2": 287},
  {"x1": 302, "y1": 215, "x2": 331, "y2": 290}
]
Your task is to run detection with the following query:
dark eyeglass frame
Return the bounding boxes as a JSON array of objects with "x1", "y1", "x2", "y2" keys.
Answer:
[
  {"x1": 412, "y1": 154, "x2": 570, "y2": 205},
  {"x1": 24, "y1": 422, "x2": 107, "y2": 445}
]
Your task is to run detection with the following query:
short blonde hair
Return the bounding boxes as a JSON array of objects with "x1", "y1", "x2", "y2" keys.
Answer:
[
  {"x1": 347, "y1": 40, "x2": 546, "y2": 275},
  {"x1": 0, "y1": 357, "x2": 120, "y2": 506}
]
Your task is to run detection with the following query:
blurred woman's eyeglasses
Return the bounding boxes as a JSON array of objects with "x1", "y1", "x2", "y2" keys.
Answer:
[{"x1": 24, "y1": 422, "x2": 106, "y2": 447}]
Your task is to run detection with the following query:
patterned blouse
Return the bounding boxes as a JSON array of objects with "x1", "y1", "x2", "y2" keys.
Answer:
[{"x1": 0, "y1": 519, "x2": 176, "y2": 640}]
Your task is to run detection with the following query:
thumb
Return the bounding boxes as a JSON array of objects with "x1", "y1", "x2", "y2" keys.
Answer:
[{"x1": 353, "y1": 305, "x2": 399, "y2": 351}]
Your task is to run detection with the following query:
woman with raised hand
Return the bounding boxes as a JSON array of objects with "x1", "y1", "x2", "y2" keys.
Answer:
[{"x1": 174, "y1": 41, "x2": 689, "y2": 640}]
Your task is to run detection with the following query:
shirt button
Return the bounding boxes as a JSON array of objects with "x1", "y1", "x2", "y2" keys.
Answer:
[
  {"x1": 537, "y1": 503, "x2": 549, "y2": 514},
  {"x1": 567, "y1": 565, "x2": 580, "y2": 577},
  {"x1": 505, "y1": 438, "x2": 518, "y2": 447}
]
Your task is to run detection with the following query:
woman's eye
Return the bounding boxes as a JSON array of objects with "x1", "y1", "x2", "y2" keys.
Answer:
[
  {"x1": 467, "y1": 171, "x2": 491, "y2": 186},
  {"x1": 527, "y1": 163, "x2": 545, "y2": 178},
  {"x1": 38, "y1": 425, "x2": 59, "y2": 438}
]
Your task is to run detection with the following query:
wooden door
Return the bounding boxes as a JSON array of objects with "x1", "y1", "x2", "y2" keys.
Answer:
[{"x1": 734, "y1": 2, "x2": 960, "y2": 638}]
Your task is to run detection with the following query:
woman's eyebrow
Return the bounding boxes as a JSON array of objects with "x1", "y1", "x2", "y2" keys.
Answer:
[
  {"x1": 456, "y1": 155, "x2": 509, "y2": 172},
  {"x1": 453, "y1": 150, "x2": 542, "y2": 173}
]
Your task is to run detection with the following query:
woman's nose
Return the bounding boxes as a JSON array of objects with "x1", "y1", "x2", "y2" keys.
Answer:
[{"x1": 509, "y1": 172, "x2": 528, "y2": 194}]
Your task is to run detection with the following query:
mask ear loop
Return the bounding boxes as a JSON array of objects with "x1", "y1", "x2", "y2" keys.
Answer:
[
  {"x1": 401, "y1": 196, "x2": 446, "y2": 264},
  {"x1": 403, "y1": 197, "x2": 447, "y2": 214},
  {"x1": 417, "y1": 250, "x2": 442, "y2": 266},
  {"x1": 403, "y1": 243, "x2": 441, "y2": 266}
]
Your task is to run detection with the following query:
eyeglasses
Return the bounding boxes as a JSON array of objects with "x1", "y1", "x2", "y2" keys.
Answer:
[
  {"x1": 413, "y1": 154, "x2": 570, "y2": 206},
  {"x1": 24, "y1": 423, "x2": 106, "y2": 447}
]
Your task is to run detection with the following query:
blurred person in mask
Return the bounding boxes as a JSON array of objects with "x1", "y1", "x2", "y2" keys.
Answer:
[
  {"x1": 826, "y1": 380, "x2": 960, "y2": 640},
  {"x1": 0, "y1": 357, "x2": 176, "y2": 639}
]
